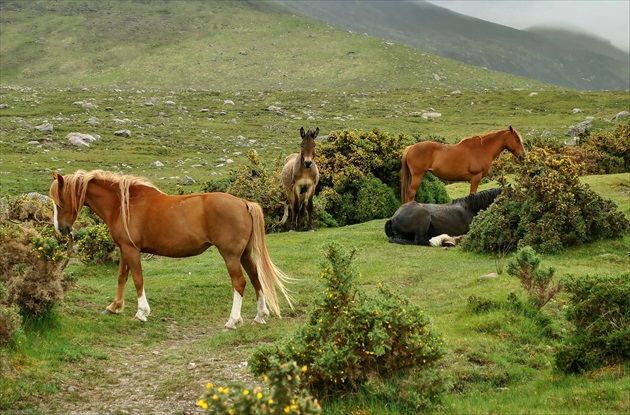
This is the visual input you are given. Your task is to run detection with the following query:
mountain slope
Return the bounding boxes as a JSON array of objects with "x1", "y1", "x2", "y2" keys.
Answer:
[
  {"x1": 276, "y1": 0, "x2": 630, "y2": 91},
  {"x1": 0, "y1": 0, "x2": 550, "y2": 91}
]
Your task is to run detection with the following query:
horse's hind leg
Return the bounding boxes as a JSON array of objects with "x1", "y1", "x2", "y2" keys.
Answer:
[
  {"x1": 407, "y1": 171, "x2": 425, "y2": 203},
  {"x1": 241, "y1": 248, "x2": 269, "y2": 325},
  {"x1": 223, "y1": 254, "x2": 247, "y2": 329},
  {"x1": 127, "y1": 249, "x2": 151, "y2": 321}
]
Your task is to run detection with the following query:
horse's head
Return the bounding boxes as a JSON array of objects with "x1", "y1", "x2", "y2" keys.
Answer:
[
  {"x1": 49, "y1": 171, "x2": 82, "y2": 237},
  {"x1": 505, "y1": 126, "x2": 526, "y2": 160},
  {"x1": 299, "y1": 126, "x2": 319, "y2": 168}
]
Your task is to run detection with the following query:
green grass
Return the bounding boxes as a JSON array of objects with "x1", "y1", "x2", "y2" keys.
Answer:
[{"x1": 1, "y1": 179, "x2": 628, "y2": 414}]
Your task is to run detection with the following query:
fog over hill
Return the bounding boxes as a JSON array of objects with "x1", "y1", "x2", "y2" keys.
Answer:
[{"x1": 276, "y1": 0, "x2": 630, "y2": 90}]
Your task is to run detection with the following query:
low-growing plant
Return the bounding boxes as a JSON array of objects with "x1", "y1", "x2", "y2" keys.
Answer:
[
  {"x1": 249, "y1": 242, "x2": 444, "y2": 409},
  {"x1": 506, "y1": 246, "x2": 561, "y2": 308},
  {"x1": 0, "y1": 284, "x2": 22, "y2": 346},
  {"x1": 462, "y1": 148, "x2": 630, "y2": 253},
  {"x1": 0, "y1": 223, "x2": 67, "y2": 317},
  {"x1": 227, "y1": 149, "x2": 286, "y2": 231},
  {"x1": 555, "y1": 273, "x2": 629, "y2": 373},
  {"x1": 196, "y1": 358, "x2": 321, "y2": 415},
  {"x1": 5, "y1": 193, "x2": 52, "y2": 224}
]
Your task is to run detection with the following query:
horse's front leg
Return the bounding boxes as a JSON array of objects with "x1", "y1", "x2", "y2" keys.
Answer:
[
  {"x1": 104, "y1": 256, "x2": 130, "y2": 315},
  {"x1": 306, "y1": 193, "x2": 315, "y2": 232},
  {"x1": 125, "y1": 247, "x2": 151, "y2": 322},
  {"x1": 291, "y1": 194, "x2": 301, "y2": 231}
]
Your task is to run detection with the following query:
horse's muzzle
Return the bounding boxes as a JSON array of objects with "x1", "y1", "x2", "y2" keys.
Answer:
[
  {"x1": 57, "y1": 225, "x2": 73, "y2": 237},
  {"x1": 304, "y1": 160, "x2": 313, "y2": 168}
]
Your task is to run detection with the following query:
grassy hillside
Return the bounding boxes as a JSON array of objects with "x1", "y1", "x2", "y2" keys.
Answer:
[
  {"x1": 278, "y1": 0, "x2": 630, "y2": 91},
  {"x1": 0, "y1": 0, "x2": 552, "y2": 91}
]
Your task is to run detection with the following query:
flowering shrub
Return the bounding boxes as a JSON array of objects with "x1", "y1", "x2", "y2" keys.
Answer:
[
  {"x1": 0, "y1": 284, "x2": 22, "y2": 346},
  {"x1": 0, "y1": 223, "x2": 67, "y2": 316},
  {"x1": 226, "y1": 149, "x2": 286, "y2": 231},
  {"x1": 462, "y1": 148, "x2": 630, "y2": 254},
  {"x1": 74, "y1": 224, "x2": 118, "y2": 265},
  {"x1": 249, "y1": 242, "x2": 444, "y2": 409},
  {"x1": 578, "y1": 123, "x2": 630, "y2": 174},
  {"x1": 555, "y1": 273, "x2": 629, "y2": 373},
  {"x1": 197, "y1": 358, "x2": 320, "y2": 414}
]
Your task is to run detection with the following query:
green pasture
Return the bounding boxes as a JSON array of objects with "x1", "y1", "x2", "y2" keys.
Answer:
[{"x1": 1, "y1": 175, "x2": 628, "y2": 415}]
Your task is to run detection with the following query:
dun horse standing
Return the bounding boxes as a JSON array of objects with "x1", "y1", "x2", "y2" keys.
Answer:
[
  {"x1": 401, "y1": 126, "x2": 525, "y2": 203},
  {"x1": 49, "y1": 170, "x2": 293, "y2": 329},
  {"x1": 281, "y1": 127, "x2": 320, "y2": 231}
]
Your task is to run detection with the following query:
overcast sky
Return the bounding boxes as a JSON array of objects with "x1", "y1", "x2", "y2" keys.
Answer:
[{"x1": 427, "y1": 0, "x2": 630, "y2": 52}]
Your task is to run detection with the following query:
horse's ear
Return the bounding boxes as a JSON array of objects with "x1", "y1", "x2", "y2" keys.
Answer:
[
  {"x1": 52, "y1": 171, "x2": 64, "y2": 189},
  {"x1": 300, "y1": 127, "x2": 305, "y2": 139},
  {"x1": 314, "y1": 127, "x2": 319, "y2": 138},
  {"x1": 509, "y1": 126, "x2": 514, "y2": 132}
]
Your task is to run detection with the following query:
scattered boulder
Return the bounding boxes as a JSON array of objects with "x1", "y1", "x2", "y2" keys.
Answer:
[
  {"x1": 183, "y1": 176, "x2": 196, "y2": 185},
  {"x1": 432, "y1": 73, "x2": 441, "y2": 81},
  {"x1": 613, "y1": 111, "x2": 630, "y2": 120},
  {"x1": 35, "y1": 122, "x2": 53, "y2": 133},
  {"x1": 114, "y1": 129, "x2": 132, "y2": 138},
  {"x1": 571, "y1": 108, "x2": 582, "y2": 114},
  {"x1": 152, "y1": 161, "x2": 164, "y2": 167},
  {"x1": 66, "y1": 132, "x2": 100, "y2": 147},
  {"x1": 0, "y1": 103, "x2": 8, "y2": 109},
  {"x1": 529, "y1": 92, "x2": 538, "y2": 97},
  {"x1": 422, "y1": 112, "x2": 442, "y2": 119},
  {"x1": 566, "y1": 121, "x2": 591, "y2": 137}
]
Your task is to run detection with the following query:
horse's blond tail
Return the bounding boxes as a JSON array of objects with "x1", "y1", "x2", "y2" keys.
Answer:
[
  {"x1": 401, "y1": 147, "x2": 412, "y2": 203},
  {"x1": 279, "y1": 202, "x2": 289, "y2": 226},
  {"x1": 248, "y1": 202, "x2": 294, "y2": 316}
]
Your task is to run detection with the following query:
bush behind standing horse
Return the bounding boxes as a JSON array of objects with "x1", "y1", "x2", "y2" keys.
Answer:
[{"x1": 280, "y1": 127, "x2": 319, "y2": 231}]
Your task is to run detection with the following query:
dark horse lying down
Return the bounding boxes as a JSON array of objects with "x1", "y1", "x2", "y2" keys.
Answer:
[{"x1": 385, "y1": 188, "x2": 502, "y2": 246}]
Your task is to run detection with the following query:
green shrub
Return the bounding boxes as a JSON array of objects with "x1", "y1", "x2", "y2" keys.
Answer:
[
  {"x1": 249, "y1": 242, "x2": 444, "y2": 407},
  {"x1": 0, "y1": 284, "x2": 22, "y2": 346},
  {"x1": 226, "y1": 149, "x2": 286, "y2": 231},
  {"x1": 555, "y1": 273, "x2": 629, "y2": 373},
  {"x1": 202, "y1": 175, "x2": 234, "y2": 193},
  {"x1": 462, "y1": 148, "x2": 630, "y2": 254},
  {"x1": 6, "y1": 193, "x2": 52, "y2": 224},
  {"x1": 0, "y1": 223, "x2": 67, "y2": 317},
  {"x1": 197, "y1": 358, "x2": 321, "y2": 414},
  {"x1": 579, "y1": 123, "x2": 630, "y2": 174},
  {"x1": 506, "y1": 246, "x2": 561, "y2": 308},
  {"x1": 74, "y1": 224, "x2": 118, "y2": 265}
]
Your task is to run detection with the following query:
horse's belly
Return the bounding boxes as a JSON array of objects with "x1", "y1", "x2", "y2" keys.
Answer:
[{"x1": 143, "y1": 241, "x2": 212, "y2": 258}]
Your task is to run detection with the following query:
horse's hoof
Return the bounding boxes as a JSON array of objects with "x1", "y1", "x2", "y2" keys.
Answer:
[
  {"x1": 132, "y1": 314, "x2": 148, "y2": 322},
  {"x1": 253, "y1": 316, "x2": 267, "y2": 325},
  {"x1": 224, "y1": 323, "x2": 237, "y2": 330},
  {"x1": 102, "y1": 308, "x2": 116, "y2": 315}
]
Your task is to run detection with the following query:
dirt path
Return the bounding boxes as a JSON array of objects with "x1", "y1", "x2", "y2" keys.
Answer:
[{"x1": 44, "y1": 323, "x2": 254, "y2": 415}]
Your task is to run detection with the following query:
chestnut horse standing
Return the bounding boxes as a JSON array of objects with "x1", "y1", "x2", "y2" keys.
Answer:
[
  {"x1": 401, "y1": 126, "x2": 525, "y2": 203},
  {"x1": 49, "y1": 170, "x2": 292, "y2": 329},
  {"x1": 281, "y1": 127, "x2": 319, "y2": 231}
]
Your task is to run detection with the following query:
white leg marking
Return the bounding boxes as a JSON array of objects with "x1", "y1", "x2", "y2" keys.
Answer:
[
  {"x1": 134, "y1": 289, "x2": 151, "y2": 322},
  {"x1": 253, "y1": 292, "x2": 269, "y2": 325},
  {"x1": 225, "y1": 290, "x2": 243, "y2": 330}
]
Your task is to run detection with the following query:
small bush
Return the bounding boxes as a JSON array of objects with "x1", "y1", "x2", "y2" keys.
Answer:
[
  {"x1": 462, "y1": 148, "x2": 630, "y2": 254},
  {"x1": 202, "y1": 175, "x2": 234, "y2": 193},
  {"x1": 249, "y1": 242, "x2": 444, "y2": 407},
  {"x1": 555, "y1": 273, "x2": 629, "y2": 373},
  {"x1": 197, "y1": 358, "x2": 321, "y2": 414},
  {"x1": 6, "y1": 193, "x2": 52, "y2": 224},
  {"x1": 0, "y1": 223, "x2": 67, "y2": 317},
  {"x1": 0, "y1": 284, "x2": 22, "y2": 346},
  {"x1": 579, "y1": 123, "x2": 630, "y2": 174},
  {"x1": 506, "y1": 246, "x2": 561, "y2": 308},
  {"x1": 74, "y1": 224, "x2": 118, "y2": 265},
  {"x1": 227, "y1": 149, "x2": 286, "y2": 231}
]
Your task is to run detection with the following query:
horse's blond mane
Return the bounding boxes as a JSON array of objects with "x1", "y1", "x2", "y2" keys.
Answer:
[{"x1": 52, "y1": 170, "x2": 163, "y2": 246}]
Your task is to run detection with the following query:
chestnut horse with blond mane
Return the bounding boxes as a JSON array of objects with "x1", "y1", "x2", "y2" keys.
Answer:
[
  {"x1": 49, "y1": 170, "x2": 292, "y2": 329},
  {"x1": 401, "y1": 126, "x2": 525, "y2": 203}
]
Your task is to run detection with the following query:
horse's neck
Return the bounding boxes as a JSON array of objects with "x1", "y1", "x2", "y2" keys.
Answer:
[
  {"x1": 480, "y1": 132, "x2": 508, "y2": 159},
  {"x1": 83, "y1": 180, "x2": 120, "y2": 224}
]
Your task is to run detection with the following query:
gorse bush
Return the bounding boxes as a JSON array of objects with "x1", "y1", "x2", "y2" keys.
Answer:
[
  {"x1": 316, "y1": 129, "x2": 447, "y2": 225},
  {"x1": 555, "y1": 273, "x2": 629, "y2": 374},
  {"x1": 226, "y1": 149, "x2": 286, "y2": 231},
  {"x1": 462, "y1": 148, "x2": 630, "y2": 254},
  {"x1": 0, "y1": 223, "x2": 67, "y2": 317},
  {"x1": 578, "y1": 123, "x2": 630, "y2": 174},
  {"x1": 197, "y1": 358, "x2": 321, "y2": 415},
  {"x1": 506, "y1": 246, "x2": 561, "y2": 308},
  {"x1": 74, "y1": 224, "x2": 118, "y2": 265},
  {"x1": 249, "y1": 242, "x2": 444, "y2": 409},
  {"x1": 0, "y1": 284, "x2": 22, "y2": 346}
]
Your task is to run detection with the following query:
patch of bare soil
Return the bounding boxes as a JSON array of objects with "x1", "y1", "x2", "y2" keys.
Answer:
[{"x1": 44, "y1": 322, "x2": 255, "y2": 415}]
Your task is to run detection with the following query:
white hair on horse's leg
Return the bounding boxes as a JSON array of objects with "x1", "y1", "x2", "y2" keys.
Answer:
[
  {"x1": 430, "y1": 234, "x2": 450, "y2": 247},
  {"x1": 253, "y1": 292, "x2": 269, "y2": 325},
  {"x1": 225, "y1": 290, "x2": 244, "y2": 330},
  {"x1": 134, "y1": 289, "x2": 150, "y2": 322}
]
